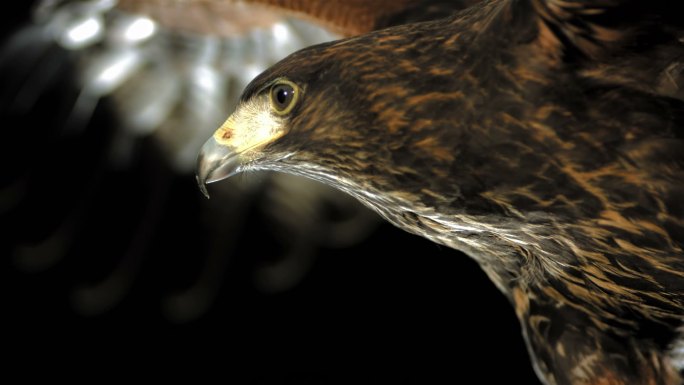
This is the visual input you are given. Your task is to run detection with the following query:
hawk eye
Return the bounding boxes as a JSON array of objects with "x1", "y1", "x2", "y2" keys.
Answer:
[{"x1": 269, "y1": 80, "x2": 299, "y2": 115}]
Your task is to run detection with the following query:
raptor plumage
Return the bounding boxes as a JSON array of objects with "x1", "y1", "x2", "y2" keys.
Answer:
[{"x1": 190, "y1": 1, "x2": 684, "y2": 383}]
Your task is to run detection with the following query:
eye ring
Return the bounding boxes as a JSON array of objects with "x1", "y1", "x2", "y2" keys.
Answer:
[{"x1": 269, "y1": 80, "x2": 300, "y2": 115}]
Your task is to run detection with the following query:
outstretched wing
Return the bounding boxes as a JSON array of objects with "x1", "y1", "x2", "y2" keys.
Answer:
[{"x1": 116, "y1": 0, "x2": 480, "y2": 36}]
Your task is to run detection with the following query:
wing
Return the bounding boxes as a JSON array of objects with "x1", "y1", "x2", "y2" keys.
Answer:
[
  {"x1": 528, "y1": 0, "x2": 684, "y2": 100},
  {"x1": 1, "y1": 0, "x2": 379, "y2": 320},
  {"x1": 115, "y1": 0, "x2": 480, "y2": 37},
  {"x1": 497, "y1": 2, "x2": 684, "y2": 384}
]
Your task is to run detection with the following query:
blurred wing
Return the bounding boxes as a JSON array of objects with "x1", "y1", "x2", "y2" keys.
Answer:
[
  {"x1": 116, "y1": 0, "x2": 480, "y2": 37},
  {"x1": 1, "y1": 0, "x2": 381, "y2": 322}
]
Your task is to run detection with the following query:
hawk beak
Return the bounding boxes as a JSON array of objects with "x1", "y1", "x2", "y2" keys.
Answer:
[{"x1": 195, "y1": 137, "x2": 241, "y2": 199}]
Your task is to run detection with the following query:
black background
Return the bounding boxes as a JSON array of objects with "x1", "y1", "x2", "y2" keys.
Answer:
[{"x1": 2, "y1": 2, "x2": 539, "y2": 383}]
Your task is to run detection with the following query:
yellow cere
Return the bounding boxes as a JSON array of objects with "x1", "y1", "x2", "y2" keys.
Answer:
[{"x1": 213, "y1": 100, "x2": 286, "y2": 153}]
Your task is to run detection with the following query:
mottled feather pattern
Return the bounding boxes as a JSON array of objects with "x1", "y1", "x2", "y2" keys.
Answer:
[{"x1": 205, "y1": 1, "x2": 684, "y2": 384}]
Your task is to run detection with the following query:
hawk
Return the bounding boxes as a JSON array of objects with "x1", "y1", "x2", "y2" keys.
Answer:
[{"x1": 187, "y1": 1, "x2": 684, "y2": 383}]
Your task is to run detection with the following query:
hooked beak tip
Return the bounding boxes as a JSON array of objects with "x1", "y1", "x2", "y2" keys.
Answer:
[
  {"x1": 195, "y1": 137, "x2": 241, "y2": 199},
  {"x1": 196, "y1": 175, "x2": 211, "y2": 199}
]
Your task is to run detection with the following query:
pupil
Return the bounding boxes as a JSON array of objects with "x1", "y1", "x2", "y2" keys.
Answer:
[
  {"x1": 277, "y1": 88, "x2": 289, "y2": 105},
  {"x1": 271, "y1": 83, "x2": 296, "y2": 112}
]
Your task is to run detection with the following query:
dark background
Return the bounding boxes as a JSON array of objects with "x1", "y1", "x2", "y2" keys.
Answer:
[{"x1": 1, "y1": 2, "x2": 539, "y2": 383}]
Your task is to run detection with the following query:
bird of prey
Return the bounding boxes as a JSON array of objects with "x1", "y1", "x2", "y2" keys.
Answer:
[{"x1": 194, "y1": 0, "x2": 684, "y2": 384}]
